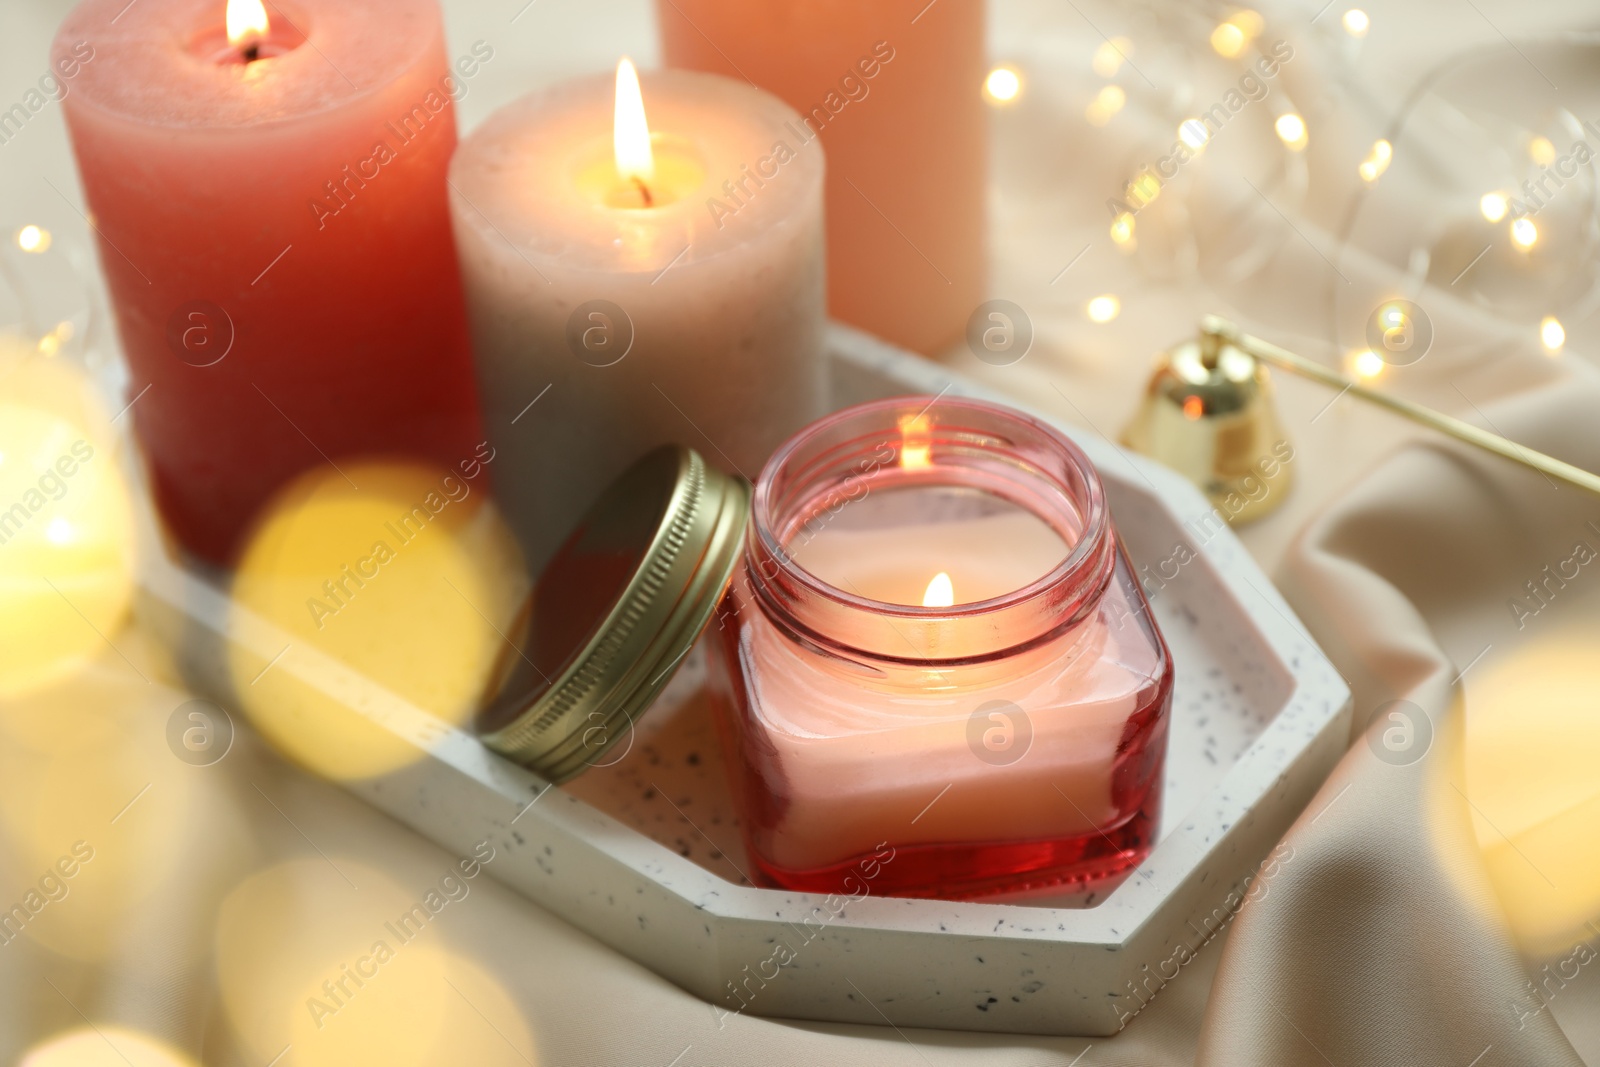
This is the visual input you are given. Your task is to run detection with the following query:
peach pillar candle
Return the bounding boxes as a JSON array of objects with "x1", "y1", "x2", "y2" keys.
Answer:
[
  {"x1": 53, "y1": 0, "x2": 484, "y2": 563},
  {"x1": 449, "y1": 64, "x2": 826, "y2": 570},
  {"x1": 658, "y1": 0, "x2": 987, "y2": 354},
  {"x1": 707, "y1": 398, "x2": 1174, "y2": 900}
]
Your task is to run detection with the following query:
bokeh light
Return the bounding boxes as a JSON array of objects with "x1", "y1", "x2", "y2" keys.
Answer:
[
  {"x1": 1511, "y1": 217, "x2": 1538, "y2": 249},
  {"x1": 1358, "y1": 139, "x2": 1392, "y2": 182},
  {"x1": 17, "y1": 224, "x2": 51, "y2": 253},
  {"x1": 1479, "y1": 192, "x2": 1509, "y2": 222},
  {"x1": 0, "y1": 402, "x2": 135, "y2": 699},
  {"x1": 983, "y1": 65, "x2": 1022, "y2": 105},
  {"x1": 1540, "y1": 316, "x2": 1565, "y2": 352},
  {"x1": 1178, "y1": 119, "x2": 1210, "y2": 150},
  {"x1": 1350, "y1": 348, "x2": 1385, "y2": 379},
  {"x1": 1085, "y1": 84, "x2": 1125, "y2": 126},
  {"x1": 19, "y1": 1025, "x2": 194, "y2": 1067},
  {"x1": 1086, "y1": 295, "x2": 1121, "y2": 323},
  {"x1": 1274, "y1": 113, "x2": 1308, "y2": 150},
  {"x1": 1091, "y1": 37, "x2": 1131, "y2": 78},
  {"x1": 227, "y1": 461, "x2": 529, "y2": 781},
  {"x1": 1342, "y1": 9, "x2": 1370, "y2": 36},
  {"x1": 1463, "y1": 623, "x2": 1600, "y2": 954},
  {"x1": 216, "y1": 858, "x2": 538, "y2": 1067}
]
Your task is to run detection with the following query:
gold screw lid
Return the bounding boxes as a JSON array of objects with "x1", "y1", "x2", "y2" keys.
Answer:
[{"x1": 477, "y1": 445, "x2": 749, "y2": 782}]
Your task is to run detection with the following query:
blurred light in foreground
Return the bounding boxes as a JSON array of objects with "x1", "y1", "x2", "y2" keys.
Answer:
[
  {"x1": 1085, "y1": 84, "x2": 1125, "y2": 126},
  {"x1": 1463, "y1": 624, "x2": 1600, "y2": 954},
  {"x1": 217, "y1": 858, "x2": 538, "y2": 1067},
  {"x1": 0, "y1": 402, "x2": 135, "y2": 698},
  {"x1": 1274, "y1": 112, "x2": 1308, "y2": 150},
  {"x1": 1479, "y1": 192, "x2": 1509, "y2": 222},
  {"x1": 983, "y1": 65, "x2": 1022, "y2": 105},
  {"x1": 1178, "y1": 119, "x2": 1210, "y2": 150},
  {"x1": 228, "y1": 461, "x2": 529, "y2": 781},
  {"x1": 1086, "y1": 295, "x2": 1121, "y2": 323},
  {"x1": 1540, "y1": 316, "x2": 1565, "y2": 353},
  {"x1": 1091, "y1": 37, "x2": 1131, "y2": 78},
  {"x1": 17, "y1": 225, "x2": 50, "y2": 253},
  {"x1": 1529, "y1": 135, "x2": 1557, "y2": 167},
  {"x1": 20, "y1": 1026, "x2": 194, "y2": 1067},
  {"x1": 1342, "y1": 9, "x2": 1369, "y2": 36},
  {"x1": 1358, "y1": 139, "x2": 1391, "y2": 182},
  {"x1": 1511, "y1": 217, "x2": 1538, "y2": 249}
]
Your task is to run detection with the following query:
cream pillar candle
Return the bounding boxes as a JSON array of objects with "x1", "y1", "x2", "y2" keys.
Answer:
[{"x1": 449, "y1": 64, "x2": 826, "y2": 569}]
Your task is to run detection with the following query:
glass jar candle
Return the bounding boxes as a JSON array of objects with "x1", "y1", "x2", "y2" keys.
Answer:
[{"x1": 706, "y1": 397, "x2": 1174, "y2": 901}]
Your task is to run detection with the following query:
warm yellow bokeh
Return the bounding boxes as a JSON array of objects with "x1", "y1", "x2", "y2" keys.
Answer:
[
  {"x1": 0, "y1": 663, "x2": 211, "y2": 963},
  {"x1": 19, "y1": 1025, "x2": 195, "y2": 1067},
  {"x1": 227, "y1": 462, "x2": 528, "y2": 780},
  {"x1": 0, "y1": 399, "x2": 135, "y2": 699},
  {"x1": 0, "y1": 340, "x2": 118, "y2": 449},
  {"x1": 216, "y1": 857, "x2": 537, "y2": 1067},
  {"x1": 1464, "y1": 620, "x2": 1600, "y2": 954}
]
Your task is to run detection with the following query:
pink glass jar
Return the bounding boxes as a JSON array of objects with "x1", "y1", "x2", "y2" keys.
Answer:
[{"x1": 706, "y1": 396, "x2": 1174, "y2": 901}]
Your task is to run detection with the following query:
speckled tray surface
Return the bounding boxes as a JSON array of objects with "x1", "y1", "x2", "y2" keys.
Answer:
[{"x1": 136, "y1": 323, "x2": 1351, "y2": 1038}]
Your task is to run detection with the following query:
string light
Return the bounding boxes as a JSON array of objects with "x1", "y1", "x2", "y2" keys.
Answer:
[
  {"x1": 1529, "y1": 136, "x2": 1557, "y2": 167},
  {"x1": 1511, "y1": 218, "x2": 1538, "y2": 249},
  {"x1": 1350, "y1": 348, "x2": 1385, "y2": 379},
  {"x1": 1092, "y1": 38, "x2": 1132, "y2": 78},
  {"x1": 1358, "y1": 139, "x2": 1391, "y2": 182},
  {"x1": 1109, "y1": 212, "x2": 1135, "y2": 247},
  {"x1": 1086, "y1": 295, "x2": 1121, "y2": 323},
  {"x1": 1085, "y1": 84, "x2": 1125, "y2": 126},
  {"x1": 1342, "y1": 9, "x2": 1370, "y2": 36},
  {"x1": 1178, "y1": 119, "x2": 1210, "y2": 150},
  {"x1": 1211, "y1": 22, "x2": 1246, "y2": 58},
  {"x1": 1274, "y1": 113, "x2": 1308, "y2": 150},
  {"x1": 1479, "y1": 192, "x2": 1509, "y2": 222},
  {"x1": 1541, "y1": 316, "x2": 1565, "y2": 352},
  {"x1": 1211, "y1": 10, "x2": 1264, "y2": 58},
  {"x1": 16, "y1": 225, "x2": 49, "y2": 253},
  {"x1": 984, "y1": 66, "x2": 1022, "y2": 105}
]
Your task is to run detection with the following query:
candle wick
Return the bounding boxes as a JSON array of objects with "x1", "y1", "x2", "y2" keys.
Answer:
[
  {"x1": 631, "y1": 176, "x2": 654, "y2": 208},
  {"x1": 242, "y1": 42, "x2": 260, "y2": 63}
]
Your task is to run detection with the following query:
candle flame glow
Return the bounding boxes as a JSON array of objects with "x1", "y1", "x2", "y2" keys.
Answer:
[
  {"x1": 614, "y1": 58, "x2": 655, "y2": 188},
  {"x1": 226, "y1": 0, "x2": 270, "y2": 49},
  {"x1": 898, "y1": 413, "x2": 932, "y2": 469},
  {"x1": 922, "y1": 572, "x2": 954, "y2": 608}
]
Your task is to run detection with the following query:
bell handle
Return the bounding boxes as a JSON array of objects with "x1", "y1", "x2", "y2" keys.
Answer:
[{"x1": 1201, "y1": 315, "x2": 1600, "y2": 499}]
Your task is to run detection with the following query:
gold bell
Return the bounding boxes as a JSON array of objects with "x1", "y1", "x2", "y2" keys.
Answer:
[{"x1": 1121, "y1": 324, "x2": 1294, "y2": 525}]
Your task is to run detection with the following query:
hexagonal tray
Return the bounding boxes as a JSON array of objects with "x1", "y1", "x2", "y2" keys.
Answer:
[{"x1": 135, "y1": 323, "x2": 1349, "y2": 1037}]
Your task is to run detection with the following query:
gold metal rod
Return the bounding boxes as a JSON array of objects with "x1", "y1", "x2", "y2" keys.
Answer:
[{"x1": 1201, "y1": 315, "x2": 1600, "y2": 498}]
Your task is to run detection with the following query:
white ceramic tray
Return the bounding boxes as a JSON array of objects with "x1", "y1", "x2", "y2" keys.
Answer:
[{"x1": 134, "y1": 323, "x2": 1350, "y2": 1037}]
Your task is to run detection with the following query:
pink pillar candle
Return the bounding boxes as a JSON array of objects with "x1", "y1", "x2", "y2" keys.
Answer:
[
  {"x1": 53, "y1": 0, "x2": 484, "y2": 563},
  {"x1": 658, "y1": 0, "x2": 988, "y2": 355},
  {"x1": 708, "y1": 397, "x2": 1174, "y2": 900}
]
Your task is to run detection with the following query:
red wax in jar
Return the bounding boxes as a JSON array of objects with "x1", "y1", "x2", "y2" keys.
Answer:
[{"x1": 53, "y1": 0, "x2": 484, "y2": 562}]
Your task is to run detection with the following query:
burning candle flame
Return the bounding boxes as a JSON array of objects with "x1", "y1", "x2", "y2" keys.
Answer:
[
  {"x1": 922, "y1": 572, "x2": 955, "y2": 608},
  {"x1": 614, "y1": 58, "x2": 655, "y2": 192},
  {"x1": 226, "y1": 0, "x2": 270, "y2": 50}
]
